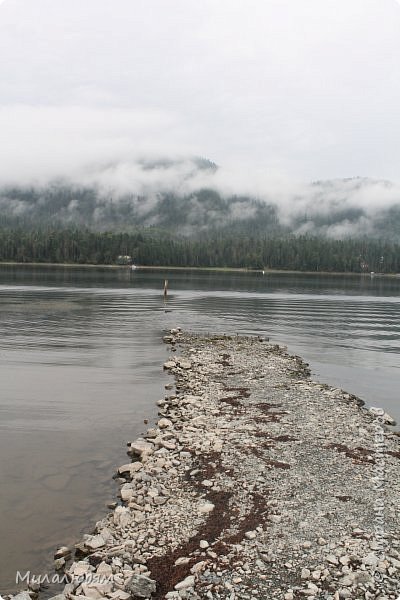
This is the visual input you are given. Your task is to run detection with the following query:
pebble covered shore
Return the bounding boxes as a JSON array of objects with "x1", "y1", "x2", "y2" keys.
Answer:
[{"x1": 8, "y1": 329, "x2": 400, "y2": 599}]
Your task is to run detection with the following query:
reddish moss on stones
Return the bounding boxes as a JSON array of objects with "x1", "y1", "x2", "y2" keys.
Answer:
[{"x1": 327, "y1": 443, "x2": 375, "y2": 465}]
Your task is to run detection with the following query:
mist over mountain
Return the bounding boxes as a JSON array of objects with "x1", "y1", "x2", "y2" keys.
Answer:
[{"x1": 1, "y1": 158, "x2": 399, "y2": 241}]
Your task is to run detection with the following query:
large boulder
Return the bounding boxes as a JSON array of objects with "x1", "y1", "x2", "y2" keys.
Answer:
[
  {"x1": 125, "y1": 575, "x2": 157, "y2": 598},
  {"x1": 84, "y1": 534, "x2": 106, "y2": 551},
  {"x1": 118, "y1": 463, "x2": 142, "y2": 477},
  {"x1": 129, "y1": 439, "x2": 153, "y2": 458},
  {"x1": 54, "y1": 546, "x2": 72, "y2": 559},
  {"x1": 13, "y1": 593, "x2": 32, "y2": 600}
]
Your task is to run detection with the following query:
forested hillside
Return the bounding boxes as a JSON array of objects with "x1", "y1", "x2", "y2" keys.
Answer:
[
  {"x1": 0, "y1": 169, "x2": 399, "y2": 241},
  {"x1": 1, "y1": 161, "x2": 399, "y2": 272},
  {"x1": 0, "y1": 183, "x2": 284, "y2": 235}
]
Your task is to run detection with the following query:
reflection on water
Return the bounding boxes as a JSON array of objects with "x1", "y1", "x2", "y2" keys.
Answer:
[{"x1": 0, "y1": 265, "x2": 399, "y2": 592}]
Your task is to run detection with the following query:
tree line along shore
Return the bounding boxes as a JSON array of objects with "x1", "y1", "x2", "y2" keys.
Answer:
[{"x1": 0, "y1": 228, "x2": 399, "y2": 273}]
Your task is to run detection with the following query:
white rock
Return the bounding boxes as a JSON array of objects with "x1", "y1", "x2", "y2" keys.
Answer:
[
  {"x1": 118, "y1": 463, "x2": 142, "y2": 476},
  {"x1": 147, "y1": 487, "x2": 159, "y2": 498},
  {"x1": 362, "y1": 553, "x2": 379, "y2": 567},
  {"x1": 213, "y1": 440, "x2": 223, "y2": 452},
  {"x1": 161, "y1": 440, "x2": 176, "y2": 450},
  {"x1": 191, "y1": 561, "x2": 206, "y2": 574},
  {"x1": 198, "y1": 502, "x2": 215, "y2": 514},
  {"x1": 202, "y1": 480, "x2": 213, "y2": 487},
  {"x1": 82, "y1": 581, "x2": 112, "y2": 599},
  {"x1": 163, "y1": 361, "x2": 177, "y2": 369},
  {"x1": 174, "y1": 557, "x2": 191, "y2": 566},
  {"x1": 383, "y1": 412, "x2": 396, "y2": 425},
  {"x1": 70, "y1": 561, "x2": 91, "y2": 577},
  {"x1": 178, "y1": 361, "x2": 192, "y2": 370},
  {"x1": 85, "y1": 534, "x2": 106, "y2": 551},
  {"x1": 54, "y1": 546, "x2": 72, "y2": 559},
  {"x1": 182, "y1": 395, "x2": 202, "y2": 405},
  {"x1": 13, "y1": 593, "x2": 32, "y2": 600},
  {"x1": 109, "y1": 592, "x2": 131, "y2": 600},
  {"x1": 146, "y1": 428, "x2": 158, "y2": 438},
  {"x1": 99, "y1": 527, "x2": 113, "y2": 542},
  {"x1": 191, "y1": 416, "x2": 208, "y2": 427},
  {"x1": 268, "y1": 514, "x2": 282, "y2": 523},
  {"x1": 175, "y1": 575, "x2": 195, "y2": 590},
  {"x1": 158, "y1": 418, "x2": 173, "y2": 429},
  {"x1": 311, "y1": 570, "x2": 321, "y2": 580},
  {"x1": 121, "y1": 485, "x2": 135, "y2": 501},
  {"x1": 130, "y1": 439, "x2": 153, "y2": 457},
  {"x1": 96, "y1": 561, "x2": 113, "y2": 577},
  {"x1": 114, "y1": 506, "x2": 131, "y2": 527}
]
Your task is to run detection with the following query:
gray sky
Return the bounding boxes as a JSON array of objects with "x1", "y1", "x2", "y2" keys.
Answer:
[{"x1": 1, "y1": 0, "x2": 400, "y2": 187}]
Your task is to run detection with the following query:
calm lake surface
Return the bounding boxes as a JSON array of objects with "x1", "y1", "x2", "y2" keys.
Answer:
[{"x1": 0, "y1": 265, "x2": 399, "y2": 592}]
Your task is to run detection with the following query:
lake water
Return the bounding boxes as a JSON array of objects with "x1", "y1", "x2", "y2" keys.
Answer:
[{"x1": 0, "y1": 265, "x2": 399, "y2": 592}]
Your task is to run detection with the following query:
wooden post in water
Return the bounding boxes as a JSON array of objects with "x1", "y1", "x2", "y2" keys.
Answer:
[{"x1": 163, "y1": 279, "x2": 169, "y2": 301}]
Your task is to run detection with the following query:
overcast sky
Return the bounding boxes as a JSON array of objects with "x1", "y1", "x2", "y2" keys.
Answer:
[{"x1": 0, "y1": 0, "x2": 400, "y2": 187}]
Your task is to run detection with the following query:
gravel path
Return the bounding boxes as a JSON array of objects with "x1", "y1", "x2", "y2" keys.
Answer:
[{"x1": 10, "y1": 330, "x2": 400, "y2": 600}]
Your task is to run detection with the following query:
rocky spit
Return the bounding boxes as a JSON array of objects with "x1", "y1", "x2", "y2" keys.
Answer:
[{"x1": 8, "y1": 330, "x2": 400, "y2": 600}]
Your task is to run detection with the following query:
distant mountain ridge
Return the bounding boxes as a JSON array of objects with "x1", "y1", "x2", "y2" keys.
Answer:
[{"x1": 0, "y1": 160, "x2": 399, "y2": 241}]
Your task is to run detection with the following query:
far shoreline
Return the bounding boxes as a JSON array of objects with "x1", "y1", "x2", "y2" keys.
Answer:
[{"x1": 0, "y1": 261, "x2": 399, "y2": 278}]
